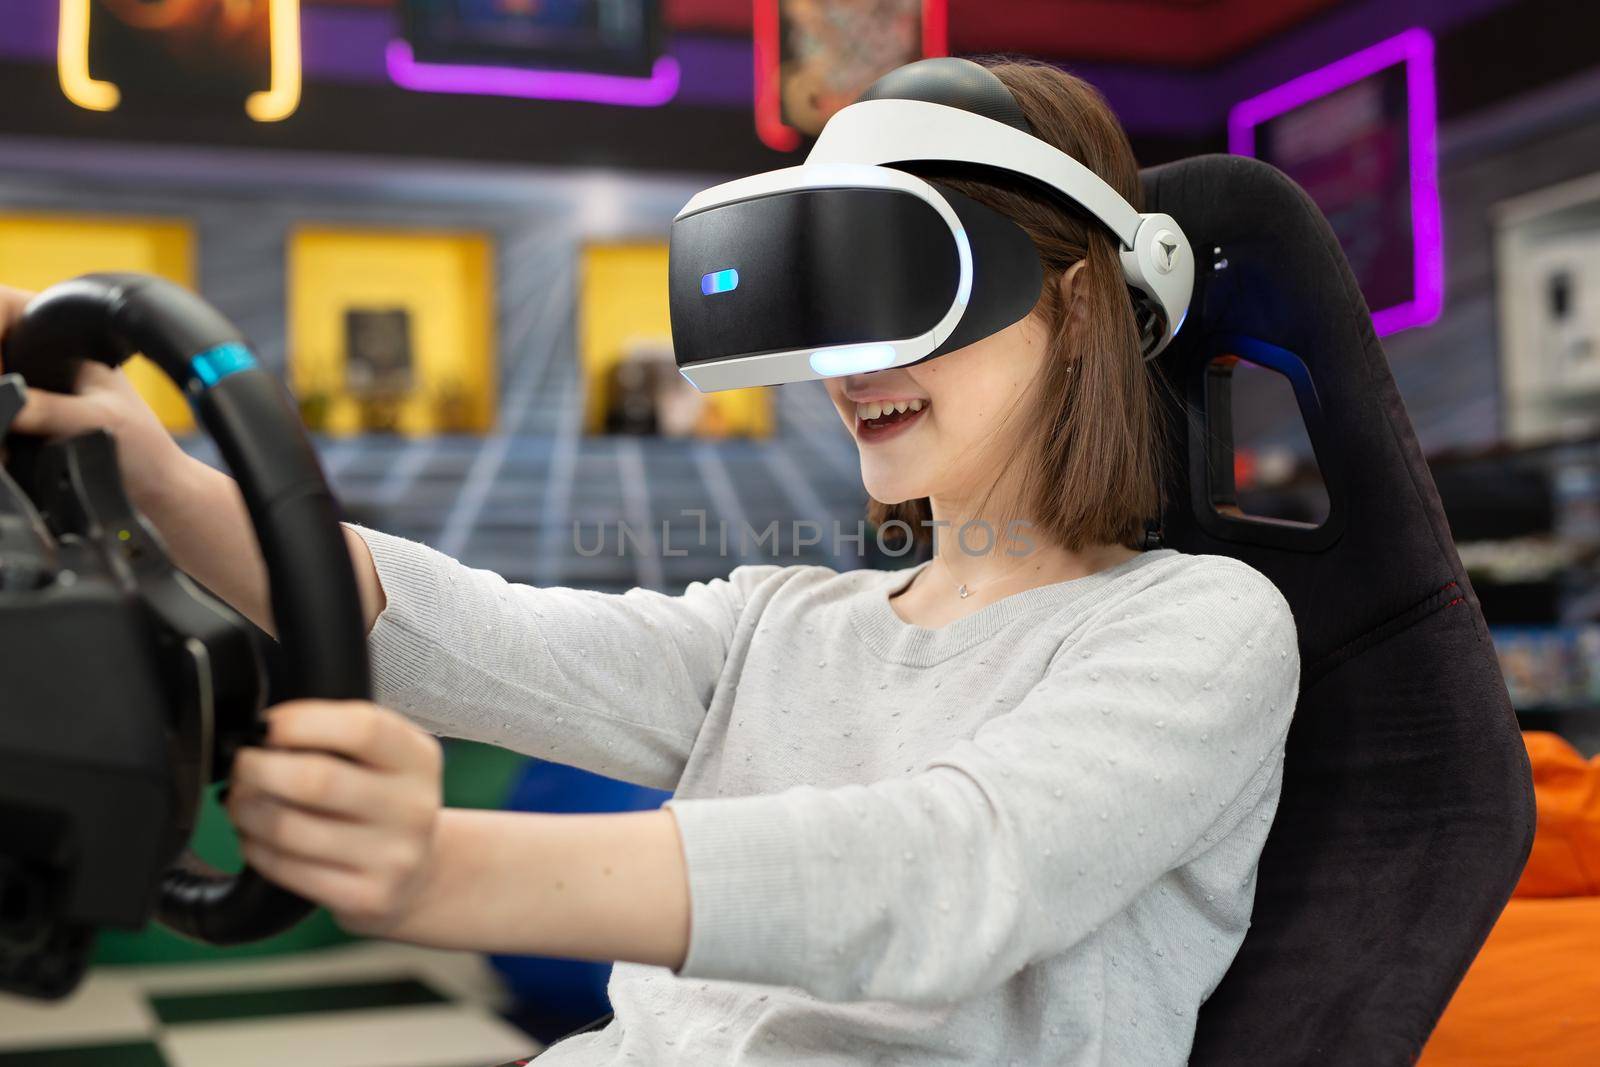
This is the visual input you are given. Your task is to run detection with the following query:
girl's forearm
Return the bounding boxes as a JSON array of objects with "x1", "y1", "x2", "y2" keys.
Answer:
[
  {"x1": 386, "y1": 808, "x2": 692, "y2": 969},
  {"x1": 151, "y1": 457, "x2": 386, "y2": 636}
]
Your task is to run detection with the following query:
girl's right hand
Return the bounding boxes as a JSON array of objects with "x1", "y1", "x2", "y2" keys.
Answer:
[
  {"x1": 0, "y1": 283, "x2": 198, "y2": 518},
  {"x1": 2, "y1": 282, "x2": 385, "y2": 636}
]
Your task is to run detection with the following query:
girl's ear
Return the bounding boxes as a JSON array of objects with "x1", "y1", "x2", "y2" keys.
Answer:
[
  {"x1": 1056, "y1": 260, "x2": 1087, "y2": 303},
  {"x1": 1058, "y1": 260, "x2": 1088, "y2": 326}
]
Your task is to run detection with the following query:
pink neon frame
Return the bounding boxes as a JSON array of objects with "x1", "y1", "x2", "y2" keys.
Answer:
[
  {"x1": 753, "y1": 0, "x2": 949, "y2": 152},
  {"x1": 1228, "y1": 27, "x2": 1443, "y2": 336},
  {"x1": 385, "y1": 40, "x2": 681, "y2": 108}
]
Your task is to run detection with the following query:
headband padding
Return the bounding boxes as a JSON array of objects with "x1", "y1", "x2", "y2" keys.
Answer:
[{"x1": 857, "y1": 57, "x2": 1034, "y2": 135}]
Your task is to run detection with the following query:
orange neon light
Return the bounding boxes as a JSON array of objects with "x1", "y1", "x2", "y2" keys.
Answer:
[
  {"x1": 246, "y1": 0, "x2": 301, "y2": 122},
  {"x1": 57, "y1": 0, "x2": 301, "y2": 122},
  {"x1": 57, "y1": 0, "x2": 120, "y2": 111}
]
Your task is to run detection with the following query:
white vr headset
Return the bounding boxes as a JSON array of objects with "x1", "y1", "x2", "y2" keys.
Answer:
[{"x1": 668, "y1": 59, "x2": 1195, "y2": 393}]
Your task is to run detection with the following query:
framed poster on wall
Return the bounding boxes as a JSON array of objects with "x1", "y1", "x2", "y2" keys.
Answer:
[
  {"x1": 1495, "y1": 171, "x2": 1600, "y2": 445},
  {"x1": 388, "y1": 0, "x2": 678, "y2": 107},
  {"x1": 398, "y1": 0, "x2": 662, "y2": 77},
  {"x1": 754, "y1": 0, "x2": 947, "y2": 152},
  {"x1": 1229, "y1": 28, "x2": 1442, "y2": 336}
]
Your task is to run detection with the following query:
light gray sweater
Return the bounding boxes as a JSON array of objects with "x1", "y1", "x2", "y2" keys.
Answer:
[{"x1": 352, "y1": 527, "x2": 1299, "y2": 1066}]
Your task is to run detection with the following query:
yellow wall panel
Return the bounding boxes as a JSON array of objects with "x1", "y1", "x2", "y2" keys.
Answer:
[
  {"x1": 288, "y1": 226, "x2": 495, "y2": 435},
  {"x1": 580, "y1": 242, "x2": 771, "y2": 437},
  {"x1": 0, "y1": 213, "x2": 196, "y2": 431}
]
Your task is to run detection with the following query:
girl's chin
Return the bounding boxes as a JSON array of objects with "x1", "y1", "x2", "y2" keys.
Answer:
[{"x1": 859, "y1": 476, "x2": 927, "y2": 507}]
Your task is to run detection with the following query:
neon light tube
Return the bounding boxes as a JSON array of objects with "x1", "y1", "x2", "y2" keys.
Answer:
[
  {"x1": 1228, "y1": 28, "x2": 1443, "y2": 336},
  {"x1": 386, "y1": 41, "x2": 681, "y2": 108}
]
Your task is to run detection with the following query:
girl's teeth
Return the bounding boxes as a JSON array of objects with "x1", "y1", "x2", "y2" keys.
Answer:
[{"x1": 856, "y1": 399, "x2": 927, "y2": 421}]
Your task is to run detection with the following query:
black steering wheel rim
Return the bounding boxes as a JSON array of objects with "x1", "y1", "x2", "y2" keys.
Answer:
[{"x1": 1, "y1": 272, "x2": 371, "y2": 944}]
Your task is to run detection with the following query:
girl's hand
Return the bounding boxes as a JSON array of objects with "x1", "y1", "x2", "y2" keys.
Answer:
[
  {"x1": 226, "y1": 700, "x2": 444, "y2": 938},
  {"x1": 0, "y1": 283, "x2": 196, "y2": 517},
  {"x1": 3, "y1": 284, "x2": 385, "y2": 641}
]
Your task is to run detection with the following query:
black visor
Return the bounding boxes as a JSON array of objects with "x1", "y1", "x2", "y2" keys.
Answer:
[{"x1": 669, "y1": 180, "x2": 1043, "y2": 386}]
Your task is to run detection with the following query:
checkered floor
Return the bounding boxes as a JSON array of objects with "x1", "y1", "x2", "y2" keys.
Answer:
[{"x1": 0, "y1": 944, "x2": 539, "y2": 1067}]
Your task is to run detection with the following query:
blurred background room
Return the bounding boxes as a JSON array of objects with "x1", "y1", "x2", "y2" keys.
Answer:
[{"x1": 1, "y1": 0, "x2": 1599, "y2": 1064}]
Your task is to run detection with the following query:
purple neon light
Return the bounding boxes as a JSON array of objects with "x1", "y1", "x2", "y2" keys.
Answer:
[
  {"x1": 1228, "y1": 28, "x2": 1443, "y2": 336},
  {"x1": 385, "y1": 40, "x2": 680, "y2": 107}
]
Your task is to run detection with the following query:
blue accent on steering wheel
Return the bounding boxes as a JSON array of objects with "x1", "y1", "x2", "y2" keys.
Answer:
[{"x1": 189, "y1": 343, "x2": 257, "y2": 388}]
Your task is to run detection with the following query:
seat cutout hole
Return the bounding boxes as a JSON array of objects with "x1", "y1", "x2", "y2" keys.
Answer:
[{"x1": 1208, "y1": 354, "x2": 1330, "y2": 528}]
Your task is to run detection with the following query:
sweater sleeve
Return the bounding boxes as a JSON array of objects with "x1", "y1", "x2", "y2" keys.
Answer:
[
  {"x1": 347, "y1": 523, "x2": 782, "y2": 790},
  {"x1": 665, "y1": 558, "x2": 1299, "y2": 1004}
]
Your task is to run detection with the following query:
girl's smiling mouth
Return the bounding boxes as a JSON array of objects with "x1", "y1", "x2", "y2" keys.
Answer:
[{"x1": 854, "y1": 398, "x2": 929, "y2": 442}]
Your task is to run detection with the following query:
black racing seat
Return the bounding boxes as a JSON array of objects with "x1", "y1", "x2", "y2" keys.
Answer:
[
  {"x1": 1146, "y1": 154, "x2": 1535, "y2": 1065},
  {"x1": 537, "y1": 155, "x2": 1534, "y2": 1065}
]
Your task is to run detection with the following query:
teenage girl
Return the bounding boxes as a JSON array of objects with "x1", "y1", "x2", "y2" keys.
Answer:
[{"x1": 0, "y1": 59, "x2": 1296, "y2": 1066}]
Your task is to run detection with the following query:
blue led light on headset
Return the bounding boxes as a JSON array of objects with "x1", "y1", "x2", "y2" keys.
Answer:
[{"x1": 701, "y1": 269, "x2": 740, "y2": 296}]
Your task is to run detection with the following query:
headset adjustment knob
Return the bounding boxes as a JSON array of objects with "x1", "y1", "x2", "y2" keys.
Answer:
[{"x1": 1152, "y1": 230, "x2": 1181, "y2": 274}]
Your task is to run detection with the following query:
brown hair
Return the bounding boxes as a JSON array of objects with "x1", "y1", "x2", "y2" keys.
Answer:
[{"x1": 867, "y1": 59, "x2": 1165, "y2": 552}]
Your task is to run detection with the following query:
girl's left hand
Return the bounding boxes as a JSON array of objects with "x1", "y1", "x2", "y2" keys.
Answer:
[{"x1": 226, "y1": 700, "x2": 444, "y2": 938}]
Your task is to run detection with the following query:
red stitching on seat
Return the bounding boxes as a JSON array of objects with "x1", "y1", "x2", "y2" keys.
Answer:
[{"x1": 1304, "y1": 577, "x2": 1471, "y2": 683}]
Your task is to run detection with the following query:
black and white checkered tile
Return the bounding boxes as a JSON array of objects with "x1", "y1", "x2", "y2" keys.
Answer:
[{"x1": 0, "y1": 944, "x2": 538, "y2": 1067}]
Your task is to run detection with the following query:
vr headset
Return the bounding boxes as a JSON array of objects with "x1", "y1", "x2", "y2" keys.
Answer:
[{"x1": 668, "y1": 58, "x2": 1194, "y2": 393}]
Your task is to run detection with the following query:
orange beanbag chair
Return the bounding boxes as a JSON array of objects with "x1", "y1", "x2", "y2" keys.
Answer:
[{"x1": 1420, "y1": 731, "x2": 1600, "y2": 1065}]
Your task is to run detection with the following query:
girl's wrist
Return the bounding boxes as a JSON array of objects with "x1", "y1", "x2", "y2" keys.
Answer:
[
  {"x1": 131, "y1": 448, "x2": 215, "y2": 524},
  {"x1": 357, "y1": 810, "x2": 478, "y2": 949}
]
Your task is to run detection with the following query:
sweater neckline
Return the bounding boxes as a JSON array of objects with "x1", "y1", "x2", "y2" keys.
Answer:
[{"x1": 848, "y1": 549, "x2": 1177, "y2": 667}]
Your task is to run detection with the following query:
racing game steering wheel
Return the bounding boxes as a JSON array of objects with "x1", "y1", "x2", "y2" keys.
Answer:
[{"x1": 0, "y1": 273, "x2": 370, "y2": 998}]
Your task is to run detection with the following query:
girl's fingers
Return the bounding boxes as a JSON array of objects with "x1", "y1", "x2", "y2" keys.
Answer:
[
  {"x1": 74, "y1": 360, "x2": 122, "y2": 389},
  {"x1": 0, "y1": 285, "x2": 30, "y2": 343},
  {"x1": 230, "y1": 791, "x2": 365, "y2": 869},
  {"x1": 231, "y1": 748, "x2": 429, "y2": 825},
  {"x1": 239, "y1": 835, "x2": 388, "y2": 921},
  {"x1": 226, "y1": 702, "x2": 442, "y2": 934},
  {"x1": 7, "y1": 386, "x2": 111, "y2": 438},
  {"x1": 264, "y1": 700, "x2": 442, "y2": 778},
  {"x1": 230, "y1": 790, "x2": 410, "y2": 871}
]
